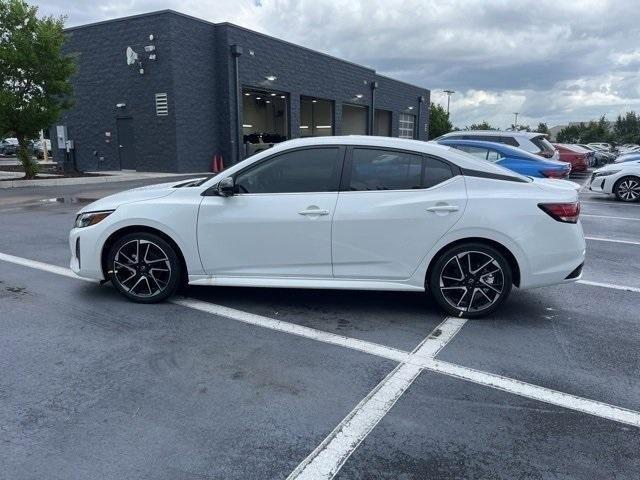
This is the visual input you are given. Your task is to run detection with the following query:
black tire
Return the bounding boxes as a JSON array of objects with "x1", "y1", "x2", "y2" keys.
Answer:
[
  {"x1": 613, "y1": 176, "x2": 640, "y2": 202},
  {"x1": 428, "y1": 243, "x2": 513, "y2": 318},
  {"x1": 107, "y1": 232, "x2": 181, "y2": 303}
]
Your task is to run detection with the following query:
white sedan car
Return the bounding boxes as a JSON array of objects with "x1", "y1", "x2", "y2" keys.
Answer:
[
  {"x1": 70, "y1": 136, "x2": 585, "y2": 318},
  {"x1": 588, "y1": 159, "x2": 640, "y2": 202}
]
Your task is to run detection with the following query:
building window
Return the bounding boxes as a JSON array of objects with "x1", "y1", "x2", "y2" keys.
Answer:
[
  {"x1": 300, "y1": 96, "x2": 334, "y2": 137},
  {"x1": 398, "y1": 113, "x2": 415, "y2": 139}
]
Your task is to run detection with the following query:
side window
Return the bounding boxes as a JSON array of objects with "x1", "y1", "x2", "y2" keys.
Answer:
[
  {"x1": 486, "y1": 149, "x2": 502, "y2": 162},
  {"x1": 349, "y1": 148, "x2": 423, "y2": 191},
  {"x1": 234, "y1": 147, "x2": 341, "y2": 193},
  {"x1": 424, "y1": 157, "x2": 454, "y2": 188},
  {"x1": 500, "y1": 136, "x2": 519, "y2": 147},
  {"x1": 460, "y1": 146, "x2": 490, "y2": 161}
]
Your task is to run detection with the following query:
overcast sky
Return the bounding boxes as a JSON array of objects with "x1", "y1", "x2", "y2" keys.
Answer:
[{"x1": 37, "y1": 0, "x2": 640, "y2": 129}]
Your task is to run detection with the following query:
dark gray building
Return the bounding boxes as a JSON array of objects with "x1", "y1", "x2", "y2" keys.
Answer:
[{"x1": 52, "y1": 10, "x2": 430, "y2": 173}]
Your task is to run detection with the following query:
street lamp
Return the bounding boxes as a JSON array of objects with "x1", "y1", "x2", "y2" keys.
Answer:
[
  {"x1": 444, "y1": 90, "x2": 455, "y2": 116},
  {"x1": 513, "y1": 112, "x2": 519, "y2": 129}
]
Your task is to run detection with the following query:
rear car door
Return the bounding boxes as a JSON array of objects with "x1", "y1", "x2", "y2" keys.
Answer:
[
  {"x1": 197, "y1": 146, "x2": 344, "y2": 277},
  {"x1": 331, "y1": 147, "x2": 467, "y2": 280}
]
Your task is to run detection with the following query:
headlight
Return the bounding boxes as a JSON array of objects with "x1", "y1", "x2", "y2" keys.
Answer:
[
  {"x1": 74, "y1": 210, "x2": 114, "y2": 228},
  {"x1": 593, "y1": 169, "x2": 621, "y2": 178}
]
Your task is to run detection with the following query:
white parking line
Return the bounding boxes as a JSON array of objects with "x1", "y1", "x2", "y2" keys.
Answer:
[
  {"x1": 582, "y1": 214, "x2": 640, "y2": 221},
  {"x1": 585, "y1": 236, "x2": 640, "y2": 246},
  {"x1": 172, "y1": 297, "x2": 412, "y2": 364},
  {"x1": 425, "y1": 360, "x2": 640, "y2": 428},
  {"x1": 1, "y1": 252, "x2": 640, "y2": 440},
  {"x1": 287, "y1": 318, "x2": 467, "y2": 480},
  {"x1": 0, "y1": 252, "x2": 96, "y2": 282},
  {"x1": 577, "y1": 279, "x2": 640, "y2": 294},
  {"x1": 581, "y1": 200, "x2": 640, "y2": 208}
]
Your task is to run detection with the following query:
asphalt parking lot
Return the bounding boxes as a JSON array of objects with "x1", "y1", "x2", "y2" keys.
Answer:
[{"x1": 1, "y1": 173, "x2": 639, "y2": 479}]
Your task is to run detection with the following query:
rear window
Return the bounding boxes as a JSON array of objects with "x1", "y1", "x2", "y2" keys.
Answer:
[{"x1": 530, "y1": 135, "x2": 555, "y2": 154}]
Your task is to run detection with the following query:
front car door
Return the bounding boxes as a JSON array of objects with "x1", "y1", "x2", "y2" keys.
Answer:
[
  {"x1": 197, "y1": 146, "x2": 344, "y2": 278},
  {"x1": 332, "y1": 147, "x2": 467, "y2": 280}
]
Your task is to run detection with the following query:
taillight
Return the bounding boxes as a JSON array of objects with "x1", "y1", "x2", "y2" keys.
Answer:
[
  {"x1": 541, "y1": 169, "x2": 568, "y2": 179},
  {"x1": 538, "y1": 202, "x2": 580, "y2": 223}
]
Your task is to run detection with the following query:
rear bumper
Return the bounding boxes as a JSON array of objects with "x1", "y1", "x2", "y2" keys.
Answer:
[{"x1": 519, "y1": 222, "x2": 586, "y2": 289}]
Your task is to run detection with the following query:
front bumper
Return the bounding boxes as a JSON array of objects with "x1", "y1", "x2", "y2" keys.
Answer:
[
  {"x1": 587, "y1": 173, "x2": 612, "y2": 193},
  {"x1": 69, "y1": 227, "x2": 106, "y2": 281}
]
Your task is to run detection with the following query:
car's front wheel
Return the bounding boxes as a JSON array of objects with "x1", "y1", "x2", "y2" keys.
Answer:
[
  {"x1": 614, "y1": 176, "x2": 640, "y2": 202},
  {"x1": 429, "y1": 243, "x2": 513, "y2": 318},
  {"x1": 107, "y1": 232, "x2": 181, "y2": 303}
]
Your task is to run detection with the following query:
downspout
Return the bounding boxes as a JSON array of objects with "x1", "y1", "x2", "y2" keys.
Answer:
[
  {"x1": 231, "y1": 44, "x2": 243, "y2": 164},
  {"x1": 417, "y1": 95, "x2": 425, "y2": 140},
  {"x1": 370, "y1": 81, "x2": 378, "y2": 135}
]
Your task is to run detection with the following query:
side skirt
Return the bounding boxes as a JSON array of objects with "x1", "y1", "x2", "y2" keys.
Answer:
[{"x1": 187, "y1": 275, "x2": 425, "y2": 292}]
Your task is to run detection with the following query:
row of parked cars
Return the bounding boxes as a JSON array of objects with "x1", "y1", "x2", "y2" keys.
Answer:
[
  {"x1": 0, "y1": 137, "x2": 52, "y2": 159},
  {"x1": 434, "y1": 131, "x2": 640, "y2": 202},
  {"x1": 435, "y1": 130, "x2": 585, "y2": 179}
]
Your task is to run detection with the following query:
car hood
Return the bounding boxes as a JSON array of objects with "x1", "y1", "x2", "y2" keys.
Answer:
[{"x1": 78, "y1": 178, "x2": 206, "y2": 213}]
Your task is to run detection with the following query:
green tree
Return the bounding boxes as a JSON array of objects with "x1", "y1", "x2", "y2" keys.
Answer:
[
  {"x1": 0, "y1": 0, "x2": 75, "y2": 178},
  {"x1": 465, "y1": 121, "x2": 498, "y2": 131},
  {"x1": 556, "y1": 116, "x2": 613, "y2": 144},
  {"x1": 428, "y1": 102, "x2": 453, "y2": 139},
  {"x1": 536, "y1": 122, "x2": 549, "y2": 135},
  {"x1": 613, "y1": 111, "x2": 640, "y2": 144}
]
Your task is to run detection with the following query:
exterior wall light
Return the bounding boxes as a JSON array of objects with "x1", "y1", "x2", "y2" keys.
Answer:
[
  {"x1": 355, "y1": 94, "x2": 363, "y2": 99},
  {"x1": 116, "y1": 103, "x2": 126, "y2": 109},
  {"x1": 265, "y1": 75, "x2": 277, "y2": 81}
]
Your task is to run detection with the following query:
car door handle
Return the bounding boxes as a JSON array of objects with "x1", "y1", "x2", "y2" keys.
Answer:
[
  {"x1": 298, "y1": 208, "x2": 330, "y2": 216},
  {"x1": 426, "y1": 205, "x2": 459, "y2": 213}
]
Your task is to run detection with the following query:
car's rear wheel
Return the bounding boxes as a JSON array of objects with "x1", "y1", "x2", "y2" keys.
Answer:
[
  {"x1": 429, "y1": 243, "x2": 512, "y2": 318},
  {"x1": 614, "y1": 176, "x2": 640, "y2": 202},
  {"x1": 107, "y1": 232, "x2": 181, "y2": 303}
]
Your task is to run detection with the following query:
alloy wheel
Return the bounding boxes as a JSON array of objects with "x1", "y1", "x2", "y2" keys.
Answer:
[
  {"x1": 112, "y1": 239, "x2": 172, "y2": 297},
  {"x1": 617, "y1": 178, "x2": 640, "y2": 201},
  {"x1": 439, "y1": 250, "x2": 505, "y2": 313}
]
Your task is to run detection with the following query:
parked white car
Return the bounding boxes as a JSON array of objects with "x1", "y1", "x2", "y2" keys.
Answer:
[
  {"x1": 69, "y1": 136, "x2": 585, "y2": 318},
  {"x1": 588, "y1": 159, "x2": 640, "y2": 202},
  {"x1": 435, "y1": 130, "x2": 560, "y2": 161}
]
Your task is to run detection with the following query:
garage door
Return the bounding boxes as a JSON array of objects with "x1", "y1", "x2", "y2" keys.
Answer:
[{"x1": 342, "y1": 104, "x2": 368, "y2": 135}]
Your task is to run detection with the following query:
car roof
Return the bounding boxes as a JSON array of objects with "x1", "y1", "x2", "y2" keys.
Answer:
[
  {"x1": 207, "y1": 135, "x2": 528, "y2": 184},
  {"x1": 439, "y1": 130, "x2": 544, "y2": 139},
  {"x1": 437, "y1": 139, "x2": 544, "y2": 160}
]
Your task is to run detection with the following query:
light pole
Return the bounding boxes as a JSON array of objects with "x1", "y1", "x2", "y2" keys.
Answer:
[
  {"x1": 513, "y1": 112, "x2": 519, "y2": 129},
  {"x1": 444, "y1": 90, "x2": 455, "y2": 116}
]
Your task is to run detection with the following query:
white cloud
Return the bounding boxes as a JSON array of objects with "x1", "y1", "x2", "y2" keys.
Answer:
[{"x1": 36, "y1": 0, "x2": 640, "y2": 128}]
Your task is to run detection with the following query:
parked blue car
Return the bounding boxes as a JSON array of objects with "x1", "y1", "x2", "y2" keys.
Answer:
[{"x1": 437, "y1": 139, "x2": 571, "y2": 178}]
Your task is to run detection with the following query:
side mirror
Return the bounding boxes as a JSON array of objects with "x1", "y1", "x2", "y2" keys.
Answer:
[{"x1": 217, "y1": 176, "x2": 235, "y2": 197}]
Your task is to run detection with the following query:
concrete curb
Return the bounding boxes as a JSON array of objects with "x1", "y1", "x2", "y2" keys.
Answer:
[{"x1": 0, "y1": 171, "x2": 208, "y2": 189}]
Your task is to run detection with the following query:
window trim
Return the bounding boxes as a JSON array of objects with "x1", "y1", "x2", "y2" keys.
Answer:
[
  {"x1": 340, "y1": 146, "x2": 461, "y2": 193},
  {"x1": 228, "y1": 145, "x2": 347, "y2": 195}
]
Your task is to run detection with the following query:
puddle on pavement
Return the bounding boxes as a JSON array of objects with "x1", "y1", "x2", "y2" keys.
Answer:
[{"x1": 39, "y1": 197, "x2": 96, "y2": 205}]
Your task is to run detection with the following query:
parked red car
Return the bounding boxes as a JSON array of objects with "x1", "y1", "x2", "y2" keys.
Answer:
[{"x1": 552, "y1": 143, "x2": 589, "y2": 172}]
